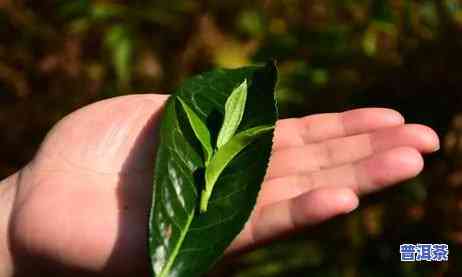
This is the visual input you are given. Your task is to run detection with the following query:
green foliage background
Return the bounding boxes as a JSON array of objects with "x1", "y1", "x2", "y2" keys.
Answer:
[{"x1": 1, "y1": 0, "x2": 462, "y2": 276}]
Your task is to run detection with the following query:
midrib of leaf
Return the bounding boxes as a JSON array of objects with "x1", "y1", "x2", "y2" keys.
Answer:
[{"x1": 158, "y1": 209, "x2": 195, "y2": 277}]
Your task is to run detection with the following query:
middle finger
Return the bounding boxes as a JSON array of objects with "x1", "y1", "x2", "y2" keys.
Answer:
[{"x1": 266, "y1": 124, "x2": 438, "y2": 180}]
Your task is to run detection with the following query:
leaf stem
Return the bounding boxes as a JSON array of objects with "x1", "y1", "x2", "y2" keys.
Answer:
[{"x1": 200, "y1": 189, "x2": 211, "y2": 212}]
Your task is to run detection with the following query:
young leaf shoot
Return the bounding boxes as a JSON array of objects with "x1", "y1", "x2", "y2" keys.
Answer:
[
  {"x1": 177, "y1": 97, "x2": 213, "y2": 165},
  {"x1": 200, "y1": 125, "x2": 275, "y2": 212},
  {"x1": 216, "y1": 80, "x2": 248, "y2": 149}
]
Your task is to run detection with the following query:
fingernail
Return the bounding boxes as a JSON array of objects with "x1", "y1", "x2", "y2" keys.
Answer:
[{"x1": 345, "y1": 200, "x2": 359, "y2": 214}]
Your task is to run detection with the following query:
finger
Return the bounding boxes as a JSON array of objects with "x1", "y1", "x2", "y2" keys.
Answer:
[
  {"x1": 228, "y1": 187, "x2": 358, "y2": 252},
  {"x1": 260, "y1": 147, "x2": 423, "y2": 206},
  {"x1": 267, "y1": 124, "x2": 439, "y2": 179},
  {"x1": 273, "y1": 108, "x2": 404, "y2": 150}
]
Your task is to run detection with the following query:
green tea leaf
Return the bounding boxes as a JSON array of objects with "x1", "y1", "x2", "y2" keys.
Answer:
[
  {"x1": 201, "y1": 125, "x2": 274, "y2": 212},
  {"x1": 216, "y1": 79, "x2": 248, "y2": 148},
  {"x1": 177, "y1": 97, "x2": 213, "y2": 164},
  {"x1": 149, "y1": 61, "x2": 278, "y2": 277}
]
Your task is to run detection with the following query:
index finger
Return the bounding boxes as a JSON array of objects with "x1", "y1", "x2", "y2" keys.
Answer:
[{"x1": 273, "y1": 108, "x2": 405, "y2": 150}]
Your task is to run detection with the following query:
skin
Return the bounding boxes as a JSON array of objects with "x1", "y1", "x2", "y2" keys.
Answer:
[{"x1": 0, "y1": 94, "x2": 439, "y2": 276}]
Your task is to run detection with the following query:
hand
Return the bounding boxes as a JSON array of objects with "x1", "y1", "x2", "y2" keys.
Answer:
[{"x1": 0, "y1": 94, "x2": 439, "y2": 276}]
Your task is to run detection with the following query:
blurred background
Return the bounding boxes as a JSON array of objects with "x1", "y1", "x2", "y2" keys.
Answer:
[{"x1": 1, "y1": 0, "x2": 462, "y2": 276}]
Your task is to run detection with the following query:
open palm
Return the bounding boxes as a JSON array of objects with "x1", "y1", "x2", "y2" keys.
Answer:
[{"x1": 7, "y1": 94, "x2": 439, "y2": 276}]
